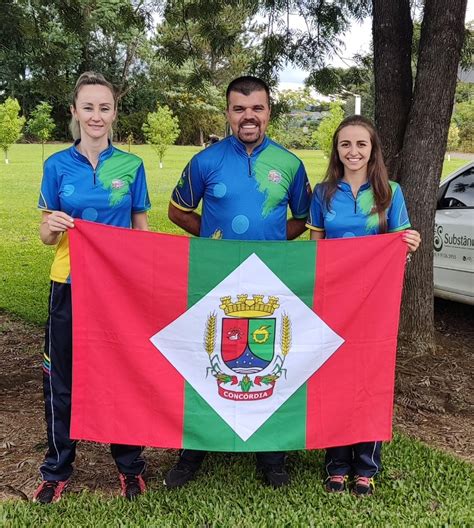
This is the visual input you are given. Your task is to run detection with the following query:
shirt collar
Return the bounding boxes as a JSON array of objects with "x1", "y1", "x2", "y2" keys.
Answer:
[
  {"x1": 337, "y1": 179, "x2": 371, "y2": 192},
  {"x1": 70, "y1": 139, "x2": 114, "y2": 164}
]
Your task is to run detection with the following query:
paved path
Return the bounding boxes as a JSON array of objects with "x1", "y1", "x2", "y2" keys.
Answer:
[{"x1": 446, "y1": 151, "x2": 474, "y2": 160}]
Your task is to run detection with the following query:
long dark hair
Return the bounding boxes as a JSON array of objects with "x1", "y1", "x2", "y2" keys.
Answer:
[{"x1": 322, "y1": 115, "x2": 392, "y2": 233}]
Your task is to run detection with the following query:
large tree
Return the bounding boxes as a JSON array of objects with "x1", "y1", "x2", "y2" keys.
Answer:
[
  {"x1": 257, "y1": 0, "x2": 468, "y2": 351},
  {"x1": 372, "y1": 0, "x2": 467, "y2": 349}
]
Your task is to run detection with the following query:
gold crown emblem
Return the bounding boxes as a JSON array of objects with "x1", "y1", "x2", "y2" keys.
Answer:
[{"x1": 219, "y1": 294, "x2": 279, "y2": 318}]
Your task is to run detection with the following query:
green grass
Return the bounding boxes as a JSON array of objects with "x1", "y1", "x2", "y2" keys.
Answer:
[
  {"x1": 1, "y1": 144, "x2": 469, "y2": 325},
  {"x1": 440, "y1": 156, "x2": 470, "y2": 179},
  {"x1": 1, "y1": 144, "x2": 473, "y2": 524},
  {"x1": 1, "y1": 433, "x2": 473, "y2": 526},
  {"x1": 0, "y1": 144, "x2": 470, "y2": 324}
]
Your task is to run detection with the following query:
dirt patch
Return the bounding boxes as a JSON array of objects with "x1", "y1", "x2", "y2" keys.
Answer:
[
  {"x1": 0, "y1": 299, "x2": 472, "y2": 500},
  {"x1": 394, "y1": 299, "x2": 473, "y2": 462}
]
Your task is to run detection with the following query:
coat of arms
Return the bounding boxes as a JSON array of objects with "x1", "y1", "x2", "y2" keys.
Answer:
[{"x1": 204, "y1": 294, "x2": 291, "y2": 400}]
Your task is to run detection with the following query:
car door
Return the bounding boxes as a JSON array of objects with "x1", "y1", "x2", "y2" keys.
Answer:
[{"x1": 434, "y1": 164, "x2": 474, "y2": 303}]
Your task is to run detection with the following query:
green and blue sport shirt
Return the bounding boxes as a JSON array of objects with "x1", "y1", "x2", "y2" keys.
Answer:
[{"x1": 38, "y1": 141, "x2": 151, "y2": 283}]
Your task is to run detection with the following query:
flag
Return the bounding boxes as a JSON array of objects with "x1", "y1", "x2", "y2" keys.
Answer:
[{"x1": 69, "y1": 220, "x2": 407, "y2": 451}]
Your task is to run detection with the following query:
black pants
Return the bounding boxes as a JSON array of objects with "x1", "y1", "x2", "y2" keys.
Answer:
[
  {"x1": 179, "y1": 449, "x2": 286, "y2": 470},
  {"x1": 325, "y1": 442, "x2": 382, "y2": 478},
  {"x1": 40, "y1": 281, "x2": 145, "y2": 481}
]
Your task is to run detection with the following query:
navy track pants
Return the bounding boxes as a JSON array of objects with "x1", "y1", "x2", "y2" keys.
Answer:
[{"x1": 325, "y1": 442, "x2": 382, "y2": 478}]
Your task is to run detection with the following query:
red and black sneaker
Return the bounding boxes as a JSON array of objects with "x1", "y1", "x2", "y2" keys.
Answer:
[
  {"x1": 119, "y1": 473, "x2": 146, "y2": 500},
  {"x1": 352, "y1": 476, "x2": 375, "y2": 497},
  {"x1": 324, "y1": 474, "x2": 348, "y2": 493},
  {"x1": 32, "y1": 480, "x2": 68, "y2": 504}
]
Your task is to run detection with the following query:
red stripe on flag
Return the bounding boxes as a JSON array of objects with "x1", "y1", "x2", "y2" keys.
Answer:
[
  {"x1": 69, "y1": 220, "x2": 189, "y2": 448},
  {"x1": 306, "y1": 233, "x2": 406, "y2": 449}
]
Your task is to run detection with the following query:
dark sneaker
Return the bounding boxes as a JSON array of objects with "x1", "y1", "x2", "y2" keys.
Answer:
[
  {"x1": 164, "y1": 462, "x2": 199, "y2": 489},
  {"x1": 119, "y1": 474, "x2": 146, "y2": 500},
  {"x1": 261, "y1": 465, "x2": 290, "y2": 488},
  {"x1": 352, "y1": 476, "x2": 375, "y2": 497},
  {"x1": 325, "y1": 474, "x2": 348, "y2": 493},
  {"x1": 32, "y1": 480, "x2": 68, "y2": 504}
]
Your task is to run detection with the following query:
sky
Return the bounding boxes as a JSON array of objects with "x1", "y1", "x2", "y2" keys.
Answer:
[{"x1": 279, "y1": 1, "x2": 474, "y2": 91}]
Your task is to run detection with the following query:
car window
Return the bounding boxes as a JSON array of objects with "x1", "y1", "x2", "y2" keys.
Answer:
[{"x1": 439, "y1": 167, "x2": 474, "y2": 208}]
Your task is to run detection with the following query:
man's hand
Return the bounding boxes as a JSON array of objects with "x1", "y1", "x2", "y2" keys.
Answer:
[{"x1": 168, "y1": 203, "x2": 201, "y2": 236}]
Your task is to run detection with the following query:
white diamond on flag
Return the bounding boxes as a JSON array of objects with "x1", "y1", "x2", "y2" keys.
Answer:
[{"x1": 150, "y1": 253, "x2": 344, "y2": 441}]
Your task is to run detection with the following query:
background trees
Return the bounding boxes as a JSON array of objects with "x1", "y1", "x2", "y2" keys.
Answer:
[
  {"x1": 142, "y1": 105, "x2": 180, "y2": 167},
  {"x1": 312, "y1": 102, "x2": 344, "y2": 156},
  {"x1": 0, "y1": 0, "x2": 471, "y2": 350},
  {"x1": 0, "y1": 97, "x2": 25, "y2": 163},
  {"x1": 27, "y1": 102, "x2": 56, "y2": 162}
]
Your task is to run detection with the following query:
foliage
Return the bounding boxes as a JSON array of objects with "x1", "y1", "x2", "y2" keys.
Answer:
[
  {"x1": 267, "y1": 116, "x2": 316, "y2": 150},
  {"x1": 446, "y1": 123, "x2": 460, "y2": 152},
  {"x1": 0, "y1": 97, "x2": 25, "y2": 162},
  {"x1": 27, "y1": 101, "x2": 56, "y2": 162},
  {"x1": 155, "y1": 0, "x2": 260, "y2": 87},
  {"x1": 452, "y1": 101, "x2": 474, "y2": 153},
  {"x1": 312, "y1": 102, "x2": 344, "y2": 156},
  {"x1": 255, "y1": 0, "x2": 370, "y2": 83},
  {"x1": 0, "y1": 0, "x2": 156, "y2": 138},
  {"x1": 268, "y1": 89, "x2": 330, "y2": 149},
  {"x1": 149, "y1": 1, "x2": 260, "y2": 144},
  {"x1": 455, "y1": 82, "x2": 474, "y2": 104},
  {"x1": 459, "y1": 19, "x2": 474, "y2": 70},
  {"x1": 306, "y1": 53, "x2": 375, "y2": 120},
  {"x1": 142, "y1": 105, "x2": 181, "y2": 166},
  {"x1": 164, "y1": 84, "x2": 226, "y2": 145},
  {"x1": 116, "y1": 111, "x2": 149, "y2": 143},
  {"x1": 276, "y1": 88, "x2": 321, "y2": 112}
]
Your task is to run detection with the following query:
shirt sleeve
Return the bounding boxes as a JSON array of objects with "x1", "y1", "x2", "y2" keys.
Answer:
[
  {"x1": 305, "y1": 184, "x2": 326, "y2": 231},
  {"x1": 38, "y1": 158, "x2": 61, "y2": 211},
  {"x1": 387, "y1": 183, "x2": 411, "y2": 232},
  {"x1": 130, "y1": 162, "x2": 151, "y2": 213},
  {"x1": 170, "y1": 155, "x2": 205, "y2": 211},
  {"x1": 288, "y1": 162, "x2": 312, "y2": 219}
]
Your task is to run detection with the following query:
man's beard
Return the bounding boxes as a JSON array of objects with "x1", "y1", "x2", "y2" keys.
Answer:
[{"x1": 237, "y1": 120, "x2": 262, "y2": 144}]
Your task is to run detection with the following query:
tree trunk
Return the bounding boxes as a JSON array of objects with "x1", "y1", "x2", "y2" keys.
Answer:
[
  {"x1": 397, "y1": 0, "x2": 467, "y2": 350},
  {"x1": 372, "y1": 0, "x2": 413, "y2": 178}
]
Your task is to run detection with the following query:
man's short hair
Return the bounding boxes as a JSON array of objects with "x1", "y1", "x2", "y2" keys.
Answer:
[{"x1": 226, "y1": 76, "x2": 270, "y2": 108}]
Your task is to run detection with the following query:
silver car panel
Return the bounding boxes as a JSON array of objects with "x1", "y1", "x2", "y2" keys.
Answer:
[{"x1": 434, "y1": 161, "x2": 474, "y2": 305}]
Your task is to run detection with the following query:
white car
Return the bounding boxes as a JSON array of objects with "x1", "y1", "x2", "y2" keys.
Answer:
[{"x1": 434, "y1": 161, "x2": 474, "y2": 304}]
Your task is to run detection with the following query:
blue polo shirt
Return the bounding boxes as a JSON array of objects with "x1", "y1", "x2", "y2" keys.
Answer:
[
  {"x1": 171, "y1": 135, "x2": 311, "y2": 240},
  {"x1": 306, "y1": 180, "x2": 411, "y2": 238},
  {"x1": 38, "y1": 141, "x2": 151, "y2": 282}
]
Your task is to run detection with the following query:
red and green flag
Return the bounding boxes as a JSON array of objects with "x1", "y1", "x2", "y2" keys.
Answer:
[{"x1": 69, "y1": 220, "x2": 407, "y2": 451}]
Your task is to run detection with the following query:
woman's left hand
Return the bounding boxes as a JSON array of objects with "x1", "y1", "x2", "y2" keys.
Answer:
[{"x1": 402, "y1": 229, "x2": 421, "y2": 253}]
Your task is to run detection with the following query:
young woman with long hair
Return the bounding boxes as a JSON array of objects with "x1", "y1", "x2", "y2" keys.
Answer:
[{"x1": 306, "y1": 115, "x2": 420, "y2": 496}]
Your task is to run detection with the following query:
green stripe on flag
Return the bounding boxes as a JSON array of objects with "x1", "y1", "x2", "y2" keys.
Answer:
[{"x1": 183, "y1": 239, "x2": 317, "y2": 451}]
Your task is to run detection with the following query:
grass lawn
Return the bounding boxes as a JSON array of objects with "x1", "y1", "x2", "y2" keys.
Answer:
[
  {"x1": 2, "y1": 433, "x2": 473, "y2": 526},
  {"x1": 0, "y1": 144, "x2": 473, "y2": 525},
  {"x1": 0, "y1": 143, "x2": 469, "y2": 325}
]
